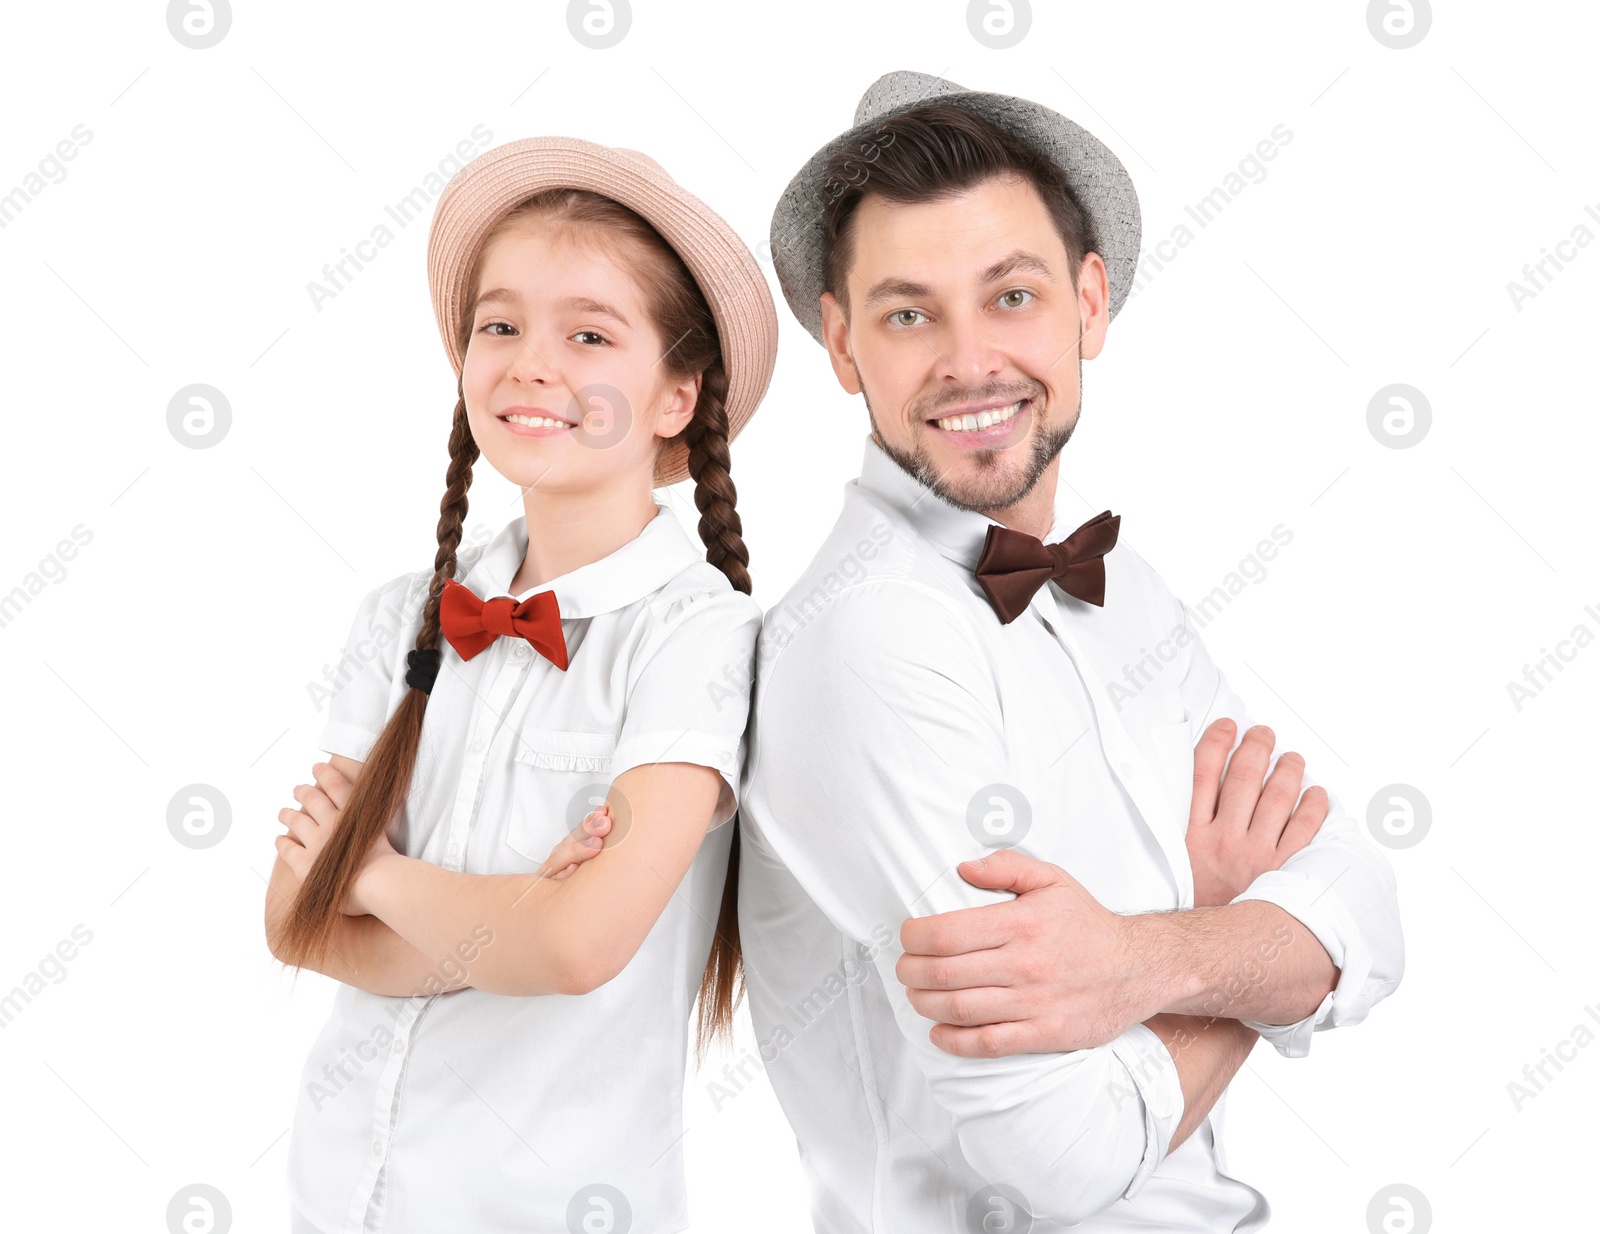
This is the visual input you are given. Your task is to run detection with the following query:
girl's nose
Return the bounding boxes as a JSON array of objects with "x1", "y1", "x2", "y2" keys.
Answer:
[{"x1": 507, "y1": 333, "x2": 558, "y2": 384}]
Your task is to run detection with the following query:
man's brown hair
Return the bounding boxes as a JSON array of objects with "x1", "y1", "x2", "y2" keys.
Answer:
[{"x1": 820, "y1": 103, "x2": 1096, "y2": 323}]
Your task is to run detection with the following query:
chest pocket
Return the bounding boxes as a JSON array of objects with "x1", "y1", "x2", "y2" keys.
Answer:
[{"x1": 504, "y1": 727, "x2": 617, "y2": 865}]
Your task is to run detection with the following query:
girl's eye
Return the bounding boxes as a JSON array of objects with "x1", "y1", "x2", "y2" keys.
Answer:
[
  {"x1": 476, "y1": 321, "x2": 514, "y2": 337},
  {"x1": 998, "y1": 289, "x2": 1035, "y2": 309},
  {"x1": 572, "y1": 330, "x2": 610, "y2": 346},
  {"x1": 890, "y1": 309, "x2": 928, "y2": 328}
]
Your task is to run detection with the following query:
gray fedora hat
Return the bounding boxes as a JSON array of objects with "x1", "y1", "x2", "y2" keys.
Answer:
[{"x1": 770, "y1": 69, "x2": 1142, "y2": 347}]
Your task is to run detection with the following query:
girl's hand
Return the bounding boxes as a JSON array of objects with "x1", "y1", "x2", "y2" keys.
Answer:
[
  {"x1": 275, "y1": 763, "x2": 343, "y2": 884},
  {"x1": 535, "y1": 805, "x2": 613, "y2": 881},
  {"x1": 275, "y1": 761, "x2": 369, "y2": 915}
]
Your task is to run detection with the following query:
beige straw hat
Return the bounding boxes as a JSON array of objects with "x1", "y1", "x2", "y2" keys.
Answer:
[{"x1": 427, "y1": 135, "x2": 778, "y2": 487}]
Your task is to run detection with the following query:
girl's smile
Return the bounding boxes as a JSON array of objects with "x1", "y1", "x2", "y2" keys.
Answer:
[{"x1": 498, "y1": 405, "x2": 579, "y2": 436}]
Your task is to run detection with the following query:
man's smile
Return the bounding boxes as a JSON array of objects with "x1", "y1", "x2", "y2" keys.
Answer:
[{"x1": 922, "y1": 395, "x2": 1036, "y2": 451}]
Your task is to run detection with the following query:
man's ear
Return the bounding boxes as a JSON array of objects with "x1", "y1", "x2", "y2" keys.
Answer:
[
  {"x1": 819, "y1": 291, "x2": 862, "y2": 395},
  {"x1": 1075, "y1": 251, "x2": 1112, "y2": 363}
]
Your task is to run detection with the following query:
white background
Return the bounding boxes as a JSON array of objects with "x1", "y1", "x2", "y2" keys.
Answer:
[{"x1": 1, "y1": 1, "x2": 1595, "y2": 1230}]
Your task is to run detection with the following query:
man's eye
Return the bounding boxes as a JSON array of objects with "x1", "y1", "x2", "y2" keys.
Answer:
[
  {"x1": 999, "y1": 289, "x2": 1035, "y2": 308},
  {"x1": 891, "y1": 309, "x2": 927, "y2": 327}
]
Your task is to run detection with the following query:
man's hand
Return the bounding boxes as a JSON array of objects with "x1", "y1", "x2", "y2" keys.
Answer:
[
  {"x1": 896, "y1": 717, "x2": 1331, "y2": 1058},
  {"x1": 895, "y1": 852, "x2": 1157, "y2": 1056},
  {"x1": 1186, "y1": 718, "x2": 1328, "y2": 909}
]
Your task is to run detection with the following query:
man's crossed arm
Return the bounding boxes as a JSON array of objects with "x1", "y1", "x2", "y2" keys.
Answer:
[
  {"x1": 752, "y1": 584, "x2": 1403, "y2": 1219},
  {"x1": 895, "y1": 597, "x2": 1407, "y2": 1090},
  {"x1": 897, "y1": 717, "x2": 1337, "y2": 1154}
]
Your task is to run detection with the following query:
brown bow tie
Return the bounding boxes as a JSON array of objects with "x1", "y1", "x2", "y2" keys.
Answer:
[{"x1": 973, "y1": 510, "x2": 1120, "y2": 624}]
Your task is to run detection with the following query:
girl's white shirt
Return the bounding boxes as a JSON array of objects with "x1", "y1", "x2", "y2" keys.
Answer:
[{"x1": 287, "y1": 504, "x2": 760, "y2": 1234}]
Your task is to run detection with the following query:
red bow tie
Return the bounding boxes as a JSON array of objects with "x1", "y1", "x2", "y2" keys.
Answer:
[
  {"x1": 439, "y1": 578, "x2": 569, "y2": 670},
  {"x1": 973, "y1": 510, "x2": 1121, "y2": 624}
]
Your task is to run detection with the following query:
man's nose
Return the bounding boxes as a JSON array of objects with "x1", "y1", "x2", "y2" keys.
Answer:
[{"x1": 933, "y1": 312, "x2": 1006, "y2": 387}]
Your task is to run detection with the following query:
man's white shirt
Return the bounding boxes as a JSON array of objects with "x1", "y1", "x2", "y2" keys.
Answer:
[{"x1": 738, "y1": 433, "x2": 1404, "y2": 1232}]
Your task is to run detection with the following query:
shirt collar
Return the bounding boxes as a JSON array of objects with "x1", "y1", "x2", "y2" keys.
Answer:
[
  {"x1": 461, "y1": 504, "x2": 703, "y2": 619},
  {"x1": 851, "y1": 432, "x2": 1084, "y2": 571}
]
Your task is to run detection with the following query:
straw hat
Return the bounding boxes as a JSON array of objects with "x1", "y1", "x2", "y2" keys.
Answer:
[{"x1": 427, "y1": 135, "x2": 778, "y2": 487}]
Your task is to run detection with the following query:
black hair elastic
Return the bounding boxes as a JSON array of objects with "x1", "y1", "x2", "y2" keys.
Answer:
[{"x1": 406, "y1": 648, "x2": 441, "y2": 695}]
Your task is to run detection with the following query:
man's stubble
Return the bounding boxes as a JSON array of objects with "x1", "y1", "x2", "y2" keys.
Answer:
[{"x1": 863, "y1": 353, "x2": 1082, "y2": 516}]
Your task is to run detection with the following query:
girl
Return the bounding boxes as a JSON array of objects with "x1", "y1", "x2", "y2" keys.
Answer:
[{"x1": 265, "y1": 136, "x2": 778, "y2": 1233}]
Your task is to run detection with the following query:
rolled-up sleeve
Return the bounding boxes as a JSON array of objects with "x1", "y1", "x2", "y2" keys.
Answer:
[
  {"x1": 1173, "y1": 600, "x2": 1406, "y2": 1058},
  {"x1": 751, "y1": 579, "x2": 1186, "y2": 1221}
]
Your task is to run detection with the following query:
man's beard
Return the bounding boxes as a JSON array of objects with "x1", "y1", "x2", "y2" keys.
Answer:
[{"x1": 865, "y1": 373, "x2": 1080, "y2": 515}]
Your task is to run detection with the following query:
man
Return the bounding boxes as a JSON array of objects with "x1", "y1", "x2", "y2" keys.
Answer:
[{"x1": 737, "y1": 71, "x2": 1404, "y2": 1231}]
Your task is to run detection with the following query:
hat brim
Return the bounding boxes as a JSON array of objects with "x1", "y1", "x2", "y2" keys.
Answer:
[
  {"x1": 769, "y1": 85, "x2": 1142, "y2": 346},
  {"x1": 428, "y1": 135, "x2": 778, "y2": 488}
]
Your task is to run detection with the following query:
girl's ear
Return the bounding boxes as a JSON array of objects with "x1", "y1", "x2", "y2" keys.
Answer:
[{"x1": 655, "y1": 369, "x2": 703, "y2": 440}]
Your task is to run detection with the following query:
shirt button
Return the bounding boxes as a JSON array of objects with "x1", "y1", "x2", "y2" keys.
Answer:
[
  {"x1": 513, "y1": 643, "x2": 530, "y2": 659},
  {"x1": 393, "y1": 1039, "x2": 405, "y2": 1054},
  {"x1": 372, "y1": 1140, "x2": 383, "y2": 1155},
  {"x1": 1118, "y1": 760, "x2": 1136, "y2": 780},
  {"x1": 470, "y1": 737, "x2": 485, "y2": 753}
]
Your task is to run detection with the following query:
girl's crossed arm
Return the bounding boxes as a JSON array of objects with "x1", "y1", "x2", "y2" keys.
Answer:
[
  {"x1": 267, "y1": 754, "x2": 613, "y2": 996},
  {"x1": 344, "y1": 758, "x2": 725, "y2": 997},
  {"x1": 265, "y1": 859, "x2": 463, "y2": 998}
]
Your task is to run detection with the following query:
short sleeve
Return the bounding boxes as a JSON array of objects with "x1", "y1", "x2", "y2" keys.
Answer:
[
  {"x1": 316, "y1": 570, "x2": 428, "y2": 763},
  {"x1": 608, "y1": 588, "x2": 762, "y2": 819}
]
